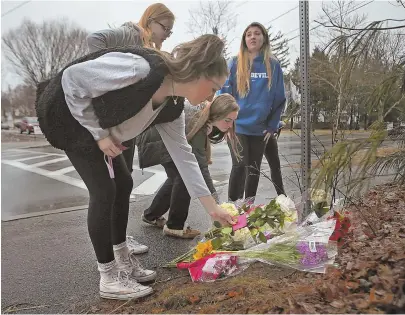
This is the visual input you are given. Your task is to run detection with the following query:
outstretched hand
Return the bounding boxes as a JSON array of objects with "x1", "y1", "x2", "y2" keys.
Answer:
[{"x1": 207, "y1": 205, "x2": 237, "y2": 226}]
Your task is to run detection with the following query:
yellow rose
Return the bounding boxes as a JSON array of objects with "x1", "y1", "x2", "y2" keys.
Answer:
[{"x1": 193, "y1": 240, "x2": 213, "y2": 260}]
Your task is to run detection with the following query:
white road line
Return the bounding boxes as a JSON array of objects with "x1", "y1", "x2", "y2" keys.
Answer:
[
  {"x1": 133, "y1": 164, "x2": 165, "y2": 174},
  {"x1": 131, "y1": 172, "x2": 167, "y2": 195},
  {"x1": 2, "y1": 153, "x2": 166, "y2": 196},
  {"x1": 49, "y1": 166, "x2": 75, "y2": 176},
  {"x1": 29, "y1": 157, "x2": 68, "y2": 167},
  {"x1": 1, "y1": 152, "x2": 36, "y2": 159},
  {"x1": 7, "y1": 149, "x2": 64, "y2": 156},
  {"x1": 1, "y1": 159, "x2": 87, "y2": 190},
  {"x1": 13, "y1": 154, "x2": 52, "y2": 162}
]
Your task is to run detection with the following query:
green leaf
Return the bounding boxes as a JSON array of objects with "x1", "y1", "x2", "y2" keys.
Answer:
[
  {"x1": 266, "y1": 218, "x2": 275, "y2": 226},
  {"x1": 258, "y1": 232, "x2": 267, "y2": 243},
  {"x1": 256, "y1": 219, "x2": 264, "y2": 227},
  {"x1": 211, "y1": 237, "x2": 223, "y2": 250},
  {"x1": 213, "y1": 221, "x2": 222, "y2": 228},
  {"x1": 221, "y1": 227, "x2": 233, "y2": 234}
]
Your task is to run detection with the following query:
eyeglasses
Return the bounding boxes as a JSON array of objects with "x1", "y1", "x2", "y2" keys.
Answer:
[{"x1": 153, "y1": 20, "x2": 173, "y2": 36}]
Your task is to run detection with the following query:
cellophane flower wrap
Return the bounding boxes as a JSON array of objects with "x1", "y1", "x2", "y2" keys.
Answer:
[{"x1": 165, "y1": 194, "x2": 345, "y2": 282}]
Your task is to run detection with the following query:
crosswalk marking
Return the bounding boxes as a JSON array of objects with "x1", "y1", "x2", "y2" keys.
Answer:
[
  {"x1": 2, "y1": 152, "x2": 36, "y2": 158},
  {"x1": 29, "y1": 157, "x2": 69, "y2": 168},
  {"x1": 1, "y1": 159, "x2": 87, "y2": 189},
  {"x1": 132, "y1": 172, "x2": 167, "y2": 195},
  {"x1": 14, "y1": 154, "x2": 51, "y2": 162},
  {"x1": 2, "y1": 148, "x2": 224, "y2": 197},
  {"x1": 7, "y1": 149, "x2": 64, "y2": 156},
  {"x1": 49, "y1": 166, "x2": 76, "y2": 176},
  {"x1": 2, "y1": 149, "x2": 166, "y2": 196}
]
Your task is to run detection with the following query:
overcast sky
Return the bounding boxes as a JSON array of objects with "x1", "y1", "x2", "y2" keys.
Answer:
[{"x1": 1, "y1": 0, "x2": 404, "y2": 90}]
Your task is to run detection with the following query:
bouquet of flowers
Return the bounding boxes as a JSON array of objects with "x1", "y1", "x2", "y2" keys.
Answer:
[
  {"x1": 217, "y1": 219, "x2": 338, "y2": 273},
  {"x1": 165, "y1": 194, "x2": 342, "y2": 282},
  {"x1": 165, "y1": 197, "x2": 293, "y2": 267},
  {"x1": 300, "y1": 197, "x2": 352, "y2": 246}
]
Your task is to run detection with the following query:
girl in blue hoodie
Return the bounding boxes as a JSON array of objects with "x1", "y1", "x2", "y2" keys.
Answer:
[{"x1": 219, "y1": 22, "x2": 286, "y2": 201}]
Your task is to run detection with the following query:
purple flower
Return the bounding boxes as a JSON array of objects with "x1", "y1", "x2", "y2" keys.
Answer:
[{"x1": 296, "y1": 241, "x2": 328, "y2": 267}]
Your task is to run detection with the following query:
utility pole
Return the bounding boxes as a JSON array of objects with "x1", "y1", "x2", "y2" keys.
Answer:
[{"x1": 299, "y1": 1, "x2": 312, "y2": 221}]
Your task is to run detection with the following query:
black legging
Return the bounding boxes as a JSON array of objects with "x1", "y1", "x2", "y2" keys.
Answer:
[
  {"x1": 144, "y1": 161, "x2": 216, "y2": 230},
  {"x1": 66, "y1": 138, "x2": 135, "y2": 263},
  {"x1": 228, "y1": 133, "x2": 285, "y2": 201}
]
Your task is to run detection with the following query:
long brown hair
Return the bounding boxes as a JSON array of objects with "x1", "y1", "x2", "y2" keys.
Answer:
[
  {"x1": 158, "y1": 34, "x2": 228, "y2": 83},
  {"x1": 137, "y1": 3, "x2": 175, "y2": 50},
  {"x1": 236, "y1": 22, "x2": 273, "y2": 97},
  {"x1": 187, "y1": 94, "x2": 241, "y2": 162}
]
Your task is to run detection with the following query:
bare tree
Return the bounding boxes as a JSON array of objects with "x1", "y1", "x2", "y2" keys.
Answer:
[
  {"x1": 2, "y1": 18, "x2": 89, "y2": 87},
  {"x1": 1, "y1": 92, "x2": 12, "y2": 119},
  {"x1": 2, "y1": 84, "x2": 36, "y2": 119},
  {"x1": 186, "y1": 1, "x2": 237, "y2": 58},
  {"x1": 267, "y1": 26, "x2": 290, "y2": 69}
]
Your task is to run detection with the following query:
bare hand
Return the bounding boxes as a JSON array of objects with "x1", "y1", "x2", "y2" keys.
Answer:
[
  {"x1": 97, "y1": 136, "x2": 122, "y2": 158},
  {"x1": 263, "y1": 130, "x2": 272, "y2": 144},
  {"x1": 207, "y1": 205, "x2": 237, "y2": 226}
]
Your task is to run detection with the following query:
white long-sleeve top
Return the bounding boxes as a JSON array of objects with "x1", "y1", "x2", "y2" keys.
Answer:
[{"x1": 61, "y1": 52, "x2": 211, "y2": 200}]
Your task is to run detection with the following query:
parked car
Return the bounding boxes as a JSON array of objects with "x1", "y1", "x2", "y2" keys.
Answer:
[
  {"x1": 1, "y1": 121, "x2": 10, "y2": 130},
  {"x1": 14, "y1": 120, "x2": 22, "y2": 129},
  {"x1": 18, "y1": 117, "x2": 39, "y2": 134}
]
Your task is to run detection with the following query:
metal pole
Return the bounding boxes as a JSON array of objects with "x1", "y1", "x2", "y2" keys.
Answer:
[{"x1": 299, "y1": 1, "x2": 312, "y2": 220}]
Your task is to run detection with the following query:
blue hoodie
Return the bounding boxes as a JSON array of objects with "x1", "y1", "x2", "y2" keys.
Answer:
[{"x1": 218, "y1": 55, "x2": 286, "y2": 136}]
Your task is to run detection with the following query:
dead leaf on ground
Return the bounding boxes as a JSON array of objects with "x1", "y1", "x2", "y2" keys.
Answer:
[
  {"x1": 354, "y1": 269, "x2": 368, "y2": 279},
  {"x1": 298, "y1": 302, "x2": 317, "y2": 313},
  {"x1": 370, "y1": 288, "x2": 395, "y2": 305},
  {"x1": 346, "y1": 281, "x2": 359, "y2": 290},
  {"x1": 188, "y1": 295, "x2": 201, "y2": 304},
  {"x1": 330, "y1": 300, "x2": 346, "y2": 309},
  {"x1": 227, "y1": 287, "x2": 244, "y2": 298},
  {"x1": 353, "y1": 298, "x2": 370, "y2": 309}
]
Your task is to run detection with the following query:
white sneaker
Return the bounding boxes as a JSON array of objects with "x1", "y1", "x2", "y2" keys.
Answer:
[
  {"x1": 126, "y1": 236, "x2": 148, "y2": 254},
  {"x1": 119, "y1": 250, "x2": 157, "y2": 283},
  {"x1": 100, "y1": 268, "x2": 153, "y2": 300}
]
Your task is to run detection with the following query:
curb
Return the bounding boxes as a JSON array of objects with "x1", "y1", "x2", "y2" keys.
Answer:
[
  {"x1": 1, "y1": 197, "x2": 151, "y2": 222},
  {"x1": 1, "y1": 204, "x2": 88, "y2": 222}
]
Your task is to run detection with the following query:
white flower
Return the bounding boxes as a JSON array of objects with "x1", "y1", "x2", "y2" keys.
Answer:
[
  {"x1": 220, "y1": 202, "x2": 239, "y2": 216},
  {"x1": 310, "y1": 189, "x2": 331, "y2": 204},
  {"x1": 232, "y1": 227, "x2": 256, "y2": 248},
  {"x1": 275, "y1": 195, "x2": 296, "y2": 216}
]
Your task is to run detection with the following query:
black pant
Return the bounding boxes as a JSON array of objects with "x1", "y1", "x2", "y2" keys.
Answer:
[
  {"x1": 143, "y1": 162, "x2": 191, "y2": 230},
  {"x1": 228, "y1": 133, "x2": 285, "y2": 201},
  {"x1": 66, "y1": 139, "x2": 135, "y2": 264},
  {"x1": 264, "y1": 136, "x2": 285, "y2": 196},
  {"x1": 122, "y1": 139, "x2": 136, "y2": 173}
]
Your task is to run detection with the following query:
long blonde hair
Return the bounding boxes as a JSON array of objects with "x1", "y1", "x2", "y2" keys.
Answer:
[
  {"x1": 187, "y1": 94, "x2": 241, "y2": 162},
  {"x1": 137, "y1": 3, "x2": 175, "y2": 50},
  {"x1": 236, "y1": 22, "x2": 272, "y2": 97}
]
